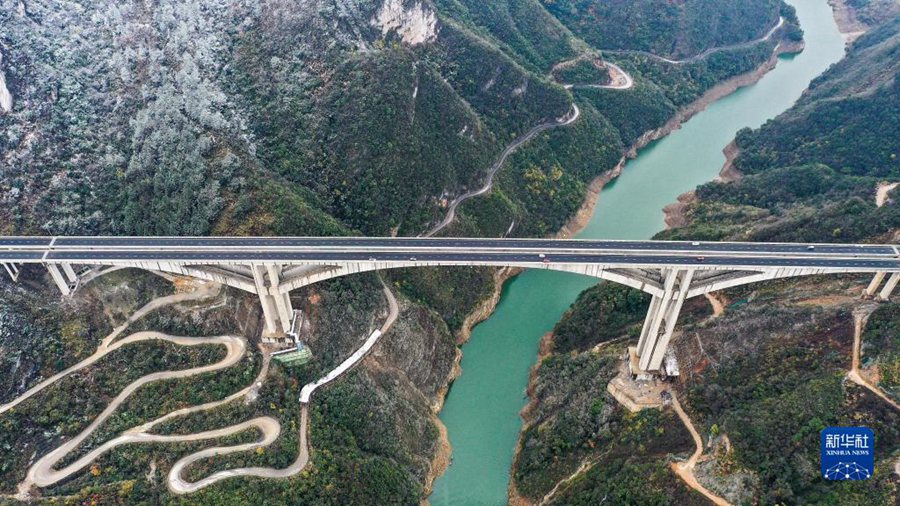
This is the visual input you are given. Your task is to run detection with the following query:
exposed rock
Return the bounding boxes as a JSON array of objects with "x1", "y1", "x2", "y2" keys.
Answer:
[
  {"x1": 0, "y1": 51, "x2": 11, "y2": 113},
  {"x1": 373, "y1": 0, "x2": 437, "y2": 45}
]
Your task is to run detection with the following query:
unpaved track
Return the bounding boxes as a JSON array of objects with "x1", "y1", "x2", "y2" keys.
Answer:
[
  {"x1": 603, "y1": 17, "x2": 785, "y2": 65},
  {"x1": 849, "y1": 312, "x2": 899, "y2": 411},
  {"x1": 669, "y1": 392, "x2": 731, "y2": 506},
  {"x1": 704, "y1": 292, "x2": 726, "y2": 318},
  {"x1": 430, "y1": 11, "x2": 779, "y2": 237},
  {"x1": 425, "y1": 105, "x2": 581, "y2": 236},
  {"x1": 876, "y1": 182, "x2": 898, "y2": 207},
  {"x1": 563, "y1": 62, "x2": 634, "y2": 91},
  {"x1": 19, "y1": 334, "x2": 246, "y2": 494},
  {"x1": 11, "y1": 272, "x2": 402, "y2": 498},
  {"x1": 1, "y1": 283, "x2": 220, "y2": 416},
  {"x1": 848, "y1": 311, "x2": 900, "y2": 477},
  {"x1": 167, "y1": 414, "x2": 298, "y2": 494},
  {"x1": 166, "y1": 277, "x2": 399, "y2": 494}
]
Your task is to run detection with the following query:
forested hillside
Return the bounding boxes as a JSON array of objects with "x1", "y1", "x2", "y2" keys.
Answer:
[
  {"x1": 664, "y1": 16, "x2": 899, "y2": 242},
  {"x1": 513, "y1": 8, "x2": 900, "y2": 506},
  {"x1": 540, "y1": 0, "x2": 787, "y2": 58},
  {"x1": 1, "y1": 0, "x2": 799, "y2": 504},
  {"x1": 0, "y1": 0, "x2": 792, "y2": 238}
]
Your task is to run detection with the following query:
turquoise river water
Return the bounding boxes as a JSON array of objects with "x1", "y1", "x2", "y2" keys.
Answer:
[{"x1": 430, "y1": 1, "x2": 847, "y2": 504}]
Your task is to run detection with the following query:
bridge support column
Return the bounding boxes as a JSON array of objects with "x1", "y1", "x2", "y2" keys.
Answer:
[
  {"x1": 877, "y1": 273, "x2": 900, "y2": 301},
  {"x1": 61, "y1": 263, "x2": 78, "y2": 283},
  {"x1": 46, "y1": 264, "x2": 71, "y2": 296},
  {"x1": 865, "y1": 272, "x2": 886, "y2": 297},
  {"x1": 645, "y1": 270, "x2": 694, "y2": 371},
  {"x1": 2, "y1": 262, "x2": 19, "y2": 282},
  {"x1": 252, "y1": 265, "x2": 279, "y2": 334},
  {"x1": 637, "y1": 269, "x2": 694, "y2": 373},
  {"x1": 266, "y1": 265, "x2": 294, "y2": 333},
  {"x1": 636, "y1": 269, "x2": 678, "y2": 360}
]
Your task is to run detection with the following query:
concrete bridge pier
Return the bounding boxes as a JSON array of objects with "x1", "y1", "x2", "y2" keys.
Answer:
[
  {"x1": 266, "y1": 265, "x2": 294, "y2": 332},
  {"x1": 877, "y1": 272, "x2": 899, "y2": 301},
  {"x1": 61, "y1": 263, "x2": 78, "y2": 283},
  {"x1": 635, "y1": 269, "x2": 694, "y2": 373},
  {"x1": 864, "y1": 272, "x2": 886, "y2": 297},
  {"x1": 252, "y1": 264, "x2": 294, "y2": 334},
  {"x1": 2, "y1": 262, "x2": 19, "y2": 282},
  {"x1": 45, "y1": 264, "x2": 72, "y2": 296},
  {"x1": 252, "y1": 265, "x2": 279, "y2": 334}
]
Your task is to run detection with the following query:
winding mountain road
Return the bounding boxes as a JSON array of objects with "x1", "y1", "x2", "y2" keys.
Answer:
[
  {"x1": 602, "y1": 17, "x2": 785, "y2": 65},
  {"x1": 426, "y1": 15, "x2": 783, "y2": 236},
  {"x1": 562, "y1": 62, "x2": 634, "y2": 91},
  {"x1": 0, "y1": 283, "x2": 221, "y2": 416},
  {"x1": 18, "y1": 333, "x2": 247, "y2": 494},
  {"x1": 168, "y1": 278, "x2": 398, "y2": 494},
  {"x1": 11, "y1": 277, "x2": 401, "y2": 498},
  {"x1": 425, "y1": 104, "x2": 581, "y2": 237}
]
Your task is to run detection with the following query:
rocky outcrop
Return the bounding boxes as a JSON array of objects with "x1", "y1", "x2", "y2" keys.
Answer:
[
  {"x1": 0, "y1": 51, "x2": 12, "y2": 113},
  {"x1": 373, "y1": 0, "x2": 438, "y2": 45}
]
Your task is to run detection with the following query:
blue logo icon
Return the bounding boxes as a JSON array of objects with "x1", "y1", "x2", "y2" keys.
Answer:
[{"x1": 820, "y1": 427, "x2": 874, "y2": 480}]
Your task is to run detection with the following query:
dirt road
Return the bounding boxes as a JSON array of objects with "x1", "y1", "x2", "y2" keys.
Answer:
[
  {"x1": 603, "y1": 17, "x2": 785, "y2": 65},
  {"x1": 426, "y1": 104, "x2": 580, "y2": 236},
  {"x1": 1, "y1": 283, "x2": 220, "y2": 416},
  {"x1": 14, "y1": 278, "x2": 402, "y2": 497},
  {"x1": 876, "y1": 182, "x2": 898, "y2": 207},
  {"x1": 669, "y1": 392, "x2": 731, "y2": 506},
  {"x1": 19, "y1": 333, "x2": 246, "y2": 495},
  {"x1": 848, "y1": 312, "x2": 899, "y2": 411}
]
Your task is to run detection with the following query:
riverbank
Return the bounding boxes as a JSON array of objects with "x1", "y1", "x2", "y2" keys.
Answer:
[
  {"x1": 432, "y1": 14, "x2": 811, "y2": 502},
  {"x1": 507, "y1": 330, "x2": 555, "y2": 506},
  {"x1": 504, "y1": 30, "x2": 808, "y2": 506},
  {"x1": 717, "y1": 140, "x2": 744, "y2": 182},
  {"x1": 828, "y1": 0, "x2": 868, "y2": 42}
]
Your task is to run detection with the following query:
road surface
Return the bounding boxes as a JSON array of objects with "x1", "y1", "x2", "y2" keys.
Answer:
[
  {"x1": 425, "y1": 104, "x2": 581, "y2": 236},
  {"x1": 603, "y1": 17, "x2": 785, "y2": 65},
  {"x1": 13, "y1": 278, "x2": 401, "y2": 497},
  {"x1": 3, "y1": 237, "x2": 898, "y2": 272}
]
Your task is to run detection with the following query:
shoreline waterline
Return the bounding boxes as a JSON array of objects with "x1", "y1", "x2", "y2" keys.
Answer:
[{"x1": 430, "y1": 2, "x2": 846, "y2": 504}]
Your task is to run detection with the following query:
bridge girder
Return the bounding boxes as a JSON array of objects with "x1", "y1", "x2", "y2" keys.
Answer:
[{"x1": 35, "y1": 258, "x2": 899, "y2": 373}]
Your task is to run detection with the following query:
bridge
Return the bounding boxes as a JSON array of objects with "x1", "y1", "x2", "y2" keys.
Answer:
[{"x1": 2, "y1": 236, "x2": 899, "y2": 374}]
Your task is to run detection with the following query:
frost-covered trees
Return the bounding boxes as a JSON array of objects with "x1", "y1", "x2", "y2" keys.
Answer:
[{"x1": 0, "y1": 1, "x2": 250, "y2": 235}]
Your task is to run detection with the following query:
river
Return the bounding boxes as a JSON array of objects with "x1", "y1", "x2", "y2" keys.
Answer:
[{"x1": 429, "y1": 1, "x2": 847, "y2": 504}]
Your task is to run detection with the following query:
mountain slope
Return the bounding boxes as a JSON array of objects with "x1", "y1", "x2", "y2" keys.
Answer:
[
  {"x1": 513, "y1": 9, "x2": 899, "y2": 506},
  {"x1": 0, "y1": 0, "x2": 802, "y2": 504}
]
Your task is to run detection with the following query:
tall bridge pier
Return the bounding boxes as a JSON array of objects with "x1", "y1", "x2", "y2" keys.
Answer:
[
  {"x1": 3, "y1": 236, "x2": 899, "y2": 375},
  {"x1": 2, "y1": 262, "x2": 20, "y2": 282},
  {"x1": 636, "y1": 269, "x2": 694, "y2": 372},
  {"x1": 865, "y1": 271, "x2": 900, "y2": 301},
  {"x1": 252, "y1": 265, "x2": 295, "y2": 334}
]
